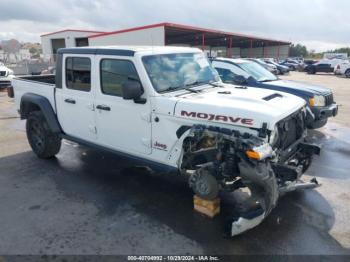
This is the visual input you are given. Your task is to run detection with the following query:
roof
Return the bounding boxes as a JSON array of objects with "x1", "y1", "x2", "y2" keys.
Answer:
[
  {"x1": 41, "y1": 29, "x2": 106, "y2": 37},
  {"x1": 57, "y1": 45, "x2": 202, "y2": 56},
  {"x1": 215, "y1": 57, "x2": 250, "y2": 64},
  {"x1": 88, "y1": 22, "x2": 290, "y2": 45}
]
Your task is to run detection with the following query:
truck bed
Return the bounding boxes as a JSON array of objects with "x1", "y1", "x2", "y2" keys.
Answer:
[
  {"x1": 12, "y1": 75, "x2": 56, "y2": 113},
  {"x1": 17, "y1": 75, "x2": 56, "y2": 85}
]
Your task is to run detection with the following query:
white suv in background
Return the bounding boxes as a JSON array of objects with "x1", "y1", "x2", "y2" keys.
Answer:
[
  {"x1": 334, "y1": 60, "x2": 350, "y2": 77},
  {"x1": 0, "y1": 63, "x2": 15, "y2": 88}
]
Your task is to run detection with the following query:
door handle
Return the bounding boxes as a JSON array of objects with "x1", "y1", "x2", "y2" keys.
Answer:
[
  {"x1": 96, "y1": 105, "x2": 111, "y2": 111},
  {"x1": 64, "y1": 98, "x2": 76, "y2": 104}
]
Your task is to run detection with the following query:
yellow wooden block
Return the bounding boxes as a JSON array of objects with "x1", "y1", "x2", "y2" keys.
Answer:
[{"x1": 193, "y1": 195, "x2": 220, "y2": 218}]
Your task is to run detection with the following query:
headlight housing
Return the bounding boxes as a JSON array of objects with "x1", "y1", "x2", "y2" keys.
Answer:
[
  {"x1": 246, "y1": 143, "x2": 273, "y2": 161},
  {"x1": 309, "y1": 95, "x2": 325, "y2": 107}
]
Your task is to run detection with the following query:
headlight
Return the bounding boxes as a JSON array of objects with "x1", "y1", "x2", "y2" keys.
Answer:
[
  {"x1": 309, "y1": 95, "x2": 325, "y2": 107},
  {"x1": 246, "y1": 143, "x2": 273, "y2": 161}
]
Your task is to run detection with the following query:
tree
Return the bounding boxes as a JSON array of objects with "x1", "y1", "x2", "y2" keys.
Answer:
[
  {"x1": 29, "y1": 47, "x2": 37, "y2": 54},
  {"x1": 332, "y1": 47, "x2": 350, "y2": 56},
  {"x1": 289, "y1": 44, "x2": 308, "y2": 57}
]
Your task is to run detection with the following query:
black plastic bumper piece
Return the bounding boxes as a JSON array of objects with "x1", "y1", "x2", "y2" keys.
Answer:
[
  {"x1": 312, "y1": 103, "x2": 338, "y2": 120},
  {"x1": 299, "y1": 142, "x2": 321, "y2": 155}
]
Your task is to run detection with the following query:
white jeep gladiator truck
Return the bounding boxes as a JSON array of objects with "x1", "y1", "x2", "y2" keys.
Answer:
[{"x1": 12, "y1": 46, "x2": 320, "y2": 236}]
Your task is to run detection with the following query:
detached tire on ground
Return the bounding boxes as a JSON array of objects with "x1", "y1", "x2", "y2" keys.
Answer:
[
  {"x1": 26, "y1": 111, "x2": 61, "y2": 158},
  {"x1": 189, "y1": 169, "x2": 219, "y2": 200}
]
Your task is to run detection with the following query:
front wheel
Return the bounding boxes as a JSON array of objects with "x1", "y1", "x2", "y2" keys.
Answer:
[
  {"x1": 26, "y1": 111, "x2": 62, "y2": 158},
  {"x1": 189, "y1": 169, "x2": 219, "y2": 200},
  {"x1": 307, "y1": 118, "x2": 328, "y2": 129}
]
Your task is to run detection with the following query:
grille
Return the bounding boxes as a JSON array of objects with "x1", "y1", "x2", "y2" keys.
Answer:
[
  {"x1": 325, "y1": 93, "x2": 334, "y2": 106},
  {"x1": 276, "y1": 110, "x2": 305, "y2": 150},
  {"x1": 0, "y1": 71, "x2": 7, "y2": 77}
]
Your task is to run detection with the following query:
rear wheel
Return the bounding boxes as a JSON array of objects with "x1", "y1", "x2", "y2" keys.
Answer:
[
  {"x1": 345, "y1": 69, "x2": 350, "y2": 78},
  {"x1": 308, "y1": 67, "x2": 316, "y2": 74},
  {"x1": 26, "y1": 111, "x2": 61, "y2": 158}
]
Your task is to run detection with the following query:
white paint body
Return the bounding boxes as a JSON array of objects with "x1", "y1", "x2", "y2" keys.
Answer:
[
  {"x1": 0, "y1": 65, "x2": 15, "y2": 86},
  {"x1": 12, "y1": 46, "x2": 306, "y2": 170},
  {"x1": 334, "y1": 61, "x2": 350, "y2": 76}
]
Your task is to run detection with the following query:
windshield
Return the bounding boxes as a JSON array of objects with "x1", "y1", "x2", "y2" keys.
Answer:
[
  {"x1": 238, "y1": 61, "x2": 278, "y2": 82},
  {"x1": 253, "y1": 59, "x2": 267, "y2": 67},
  {"x1": 142, "y1": 53, "x2": 220, "y2": 93}
]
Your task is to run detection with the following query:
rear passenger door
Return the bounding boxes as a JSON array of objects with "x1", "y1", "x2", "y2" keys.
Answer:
[{"x1": 56, "y1": 55, "x2": 97, "y2": 142}]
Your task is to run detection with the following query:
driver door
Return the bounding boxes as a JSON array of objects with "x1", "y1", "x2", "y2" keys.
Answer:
[{"x1": 94, "y1": 56, "x2": 152, "y2": 155}]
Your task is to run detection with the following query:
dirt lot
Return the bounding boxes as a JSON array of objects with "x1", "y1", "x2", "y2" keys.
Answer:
[{"x1": 0, "y1": 72, "x2": 350, "y2": 256}]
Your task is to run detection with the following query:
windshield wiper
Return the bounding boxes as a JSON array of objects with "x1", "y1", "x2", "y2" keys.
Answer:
[
  {"x1": 185, "y1": 80, "x2": 206, "y2": 88},
  {"x1": 183, "y1": 87, "x2": 200, "y2": 93},
  {"x1": 159, "y1": 80, "x2": 219, "y2": 94},
  {"x1": 186, "y1": 80, "x2": 223, "y2": 88},
  {"x1": 159, "y1": 85, "x2": 200, "y2": 93}
]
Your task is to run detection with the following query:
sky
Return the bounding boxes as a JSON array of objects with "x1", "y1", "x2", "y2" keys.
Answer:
[{"x1": 0, "y1": 0, "x2": 349, "y2": 52}]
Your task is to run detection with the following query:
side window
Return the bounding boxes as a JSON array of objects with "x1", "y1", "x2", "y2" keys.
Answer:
[
  {"x1": 100, "y1": 59, "x2": 139, "y2": 96},
  {"x1": 215, "y1": 67, "x2": 236, "y2": 82},
  {"x1": 66, "y1": 57, "x2": 91, "y2": 91}
]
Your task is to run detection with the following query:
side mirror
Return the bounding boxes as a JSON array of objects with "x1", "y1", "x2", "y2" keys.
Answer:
[
  {"x1": 122, "y1": 80, "x2": 145, "y2": 103},
  {"x1": 233, "y1": 75, "x2": 247, "y2": 85}
]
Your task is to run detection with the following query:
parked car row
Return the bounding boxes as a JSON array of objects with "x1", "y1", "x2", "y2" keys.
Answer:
[
  {"x1": 211, "y1": 57, "x2": 338, "y2": 129},
  {"x1": 270, "y1": 56, "x2": 350, "y2": 78}
]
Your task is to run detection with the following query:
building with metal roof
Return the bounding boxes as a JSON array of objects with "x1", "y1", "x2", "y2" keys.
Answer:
[{"x1": 41, "y1": 22, "x2": 291, "y2": 62}]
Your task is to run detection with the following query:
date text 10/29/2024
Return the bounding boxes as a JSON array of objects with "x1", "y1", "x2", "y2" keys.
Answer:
[{"x1": 127, "y1": 255, "x2": 220, "y2": 261}]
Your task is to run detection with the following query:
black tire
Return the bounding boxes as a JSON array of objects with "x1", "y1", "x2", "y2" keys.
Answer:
[
  {"x1": 26, "y1": 111, "x2": 61, "y2": 158},
  {"x1": 307, "y1": 118, "x2": 328, "y2": 129},
  {"x1": 345, "y1": 69, "x2": 350, "y2": 78},
  {"x1": 309, "y1": 67, "x2": 316, "y2": 74},
  {"x1": 189, "y1": 169, "x2": 219, "y2": 200}
]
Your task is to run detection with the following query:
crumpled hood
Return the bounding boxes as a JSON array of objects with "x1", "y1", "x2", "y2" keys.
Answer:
[
  {"x1": 174, "y1": 84, "x2": 306, "y2": 129},
  {"x1": 267, "y1": 80, "x2": 331, "y2": 95}
]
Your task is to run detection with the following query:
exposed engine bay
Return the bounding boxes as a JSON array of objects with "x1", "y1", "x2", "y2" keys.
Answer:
[{"x1": 181, "y1": 110, "x2": 320, "y2": 236}]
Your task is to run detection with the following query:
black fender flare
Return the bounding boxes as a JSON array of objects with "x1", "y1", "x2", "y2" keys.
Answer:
[{"x1": 20, "y1": 93, "x2": 62, "y2": 134}]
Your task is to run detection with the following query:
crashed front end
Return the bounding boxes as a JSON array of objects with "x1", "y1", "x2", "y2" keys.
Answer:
[{"x1": 181, "y1": 108, "x2": 320, "y2": 236}]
